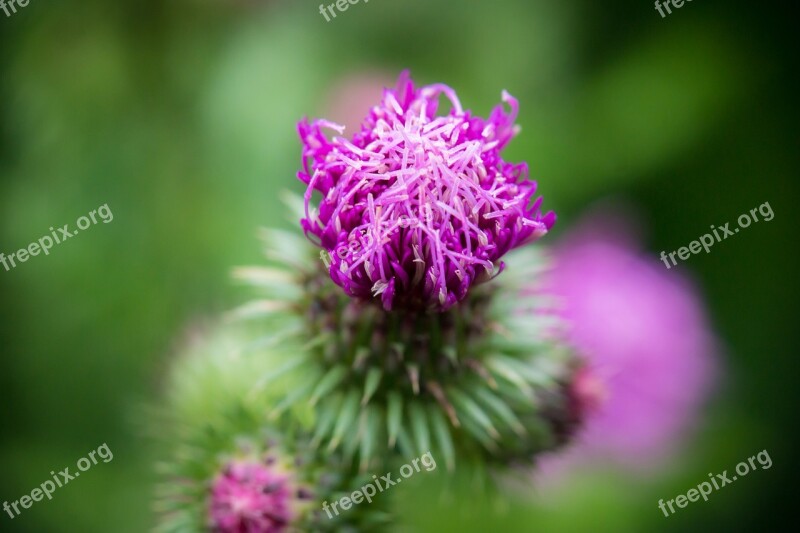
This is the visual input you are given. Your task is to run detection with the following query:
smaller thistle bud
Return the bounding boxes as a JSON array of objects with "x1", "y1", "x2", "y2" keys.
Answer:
[
  {"x1": 153, "y1": 324, "x2": 395, "y2": 532},
  {"x1": 152, "y1": 326, "x2": 320, "y2": 532},
  {"x1": 208, "y1": 457, "x2": 296, "y2": 532}
]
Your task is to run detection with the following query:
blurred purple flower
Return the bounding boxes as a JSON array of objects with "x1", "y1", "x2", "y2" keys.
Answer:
[
  {"x1": 537, "y1": 212, "x2": 718, "y2": 477},
  {"x1": 298, "y1": 70, "x2": 555, "y2": 311},
  {"x1": 209, "y1": 459, "x2": 295, "y2": 532}
]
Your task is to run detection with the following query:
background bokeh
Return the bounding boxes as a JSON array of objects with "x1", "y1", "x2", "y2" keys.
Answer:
[{"x1": 0, "y1": 0, "x2": 796, "y2": 531}]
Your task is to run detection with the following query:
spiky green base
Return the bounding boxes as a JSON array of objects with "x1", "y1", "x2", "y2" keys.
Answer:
[{"x1": 229, "y1": 196, "x2": 582, "y2": 477}]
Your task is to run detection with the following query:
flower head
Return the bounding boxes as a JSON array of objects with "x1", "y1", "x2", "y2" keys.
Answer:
[
  {"x1": 538, "y1": 211, "x2": 717, "y2": 476},
  {"x1": 298, "y1": 71, "x2": 555, "y2": 311},
  {"x1": 209, "y1": 458, "x2": 296, "y2": 533}
]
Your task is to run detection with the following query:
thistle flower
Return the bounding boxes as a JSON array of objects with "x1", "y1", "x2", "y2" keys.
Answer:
[
  {"x1": 152, "y1": 325, "x2": 372, "y2": 532},
  {"x1": 209, "y1": 458, "x2": 296, "y2": 532},
  {"x1": 298, "y1": 71, "x2": 555, "y2": 311},
  {"x1": 537, "y1": 212, "x2": 718, "y2": 479},
  {"x1": 156, "y1": 74, "x2": 581, "y2": 531}
]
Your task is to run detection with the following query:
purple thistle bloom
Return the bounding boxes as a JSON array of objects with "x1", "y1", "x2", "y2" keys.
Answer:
[
  {"x1": 208, "y1": 459, "x2": 295, "y2": 533},
  {"x1": 537, "y1": 211, "x2": 718, "y2": 479},
  {"x1": 298, "y1": 71, "x2": 555, "y2": 311}
]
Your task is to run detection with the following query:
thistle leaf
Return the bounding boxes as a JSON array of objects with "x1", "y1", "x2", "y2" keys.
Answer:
[
  {"x1": 395, "y1": 425, "x2": 415, "y2": 458},
  {"x1": 473, "y1": 386, "x2": 526, "y2": 436},
  {"x1": 301, "y1": 333, "x2": 334, "y2": 352},
  {"x1": 459, "y1": 415, "x2": 498, "y2": 453},
  {"x1": 442, "y1": 345, "x2": 458, "y2": 365},
  {"x1": 406, "y1": 363, "x2": 420, "y2": 395},
  {"x1": 280, "y1": 191, "x2": 306, "y2": 222},
  {"x1": 233, "y1": 324, "x2": 304, "y2": 357},
  {"x1": 249, "y1": 354, "x2": 311, "y2": 397},
  {"x1": 352, "y1": 346, "x2": 371, "y2": 370},
  {"x1": 361, "y1": 367, "x2": 382, "y2": 406},
  {"x1": 428, "y1": 406, "x2": 456, "y2": 472},
  {"x1": 259, "y1": 228, "x2": 310, "y2": 269},
  {"x1": 225, "y1": 300, "x2": 290, "y2": 322},
  {"x1": 486, "y1": 355, "x2": 534, "y2": 397},
  {"x1": 328, "y1": 389, "x2": 360, "y2": 452},
  {"x1": 311, "y1": 393, "x2": 343, "y2": 448},
  {"x1": 491, "y1": 354, "x2": 550, "y2": 385},
  {"x1": 386, "y1": 391, "x2": 403, "y2": 448},
  {"x1": 268, "y1": 380, "x2": 316, "y2": 420},
  {"x1": 448, "y1": 387, "x2": 500, "y2": 440},
  {"x1": 359, "y1": 405, "x2": 381, "y2": 472},
  {"x1": 426, "y1": 381, "x2": 460, "y2": 427},
  {"x1": 309, "y1": 365, "x2": 348, "y2": 406},
  {"x1": 232, "y1": 266, "x2": 295, "y2": 287},
  {"x1": 409, "y1": 402, "x2": 431, "y2": 454}
]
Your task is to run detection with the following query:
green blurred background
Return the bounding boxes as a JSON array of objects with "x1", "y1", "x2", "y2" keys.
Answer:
[{"x1": 1, "y1": 0, "x2": 796, "y2": 531}]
